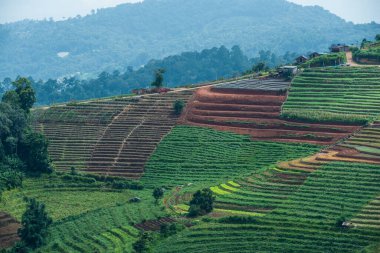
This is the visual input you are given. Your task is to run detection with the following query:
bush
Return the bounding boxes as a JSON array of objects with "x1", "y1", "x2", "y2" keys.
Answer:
[
  {"x1": 18, "y1": 198, "x2": 52, "y2": 249},
  {"x1": 218, "y1": 216, "x2": 257, "y2": 224},
  {"x1": 160, "y1": 223, "x2": 185, "y2": 238},
  {"x1": 188, "y1": 188, "x2": 215, "y2": 217},
  {"x1": 173, "y1": 100, "x2": 185, "y2": 115}
]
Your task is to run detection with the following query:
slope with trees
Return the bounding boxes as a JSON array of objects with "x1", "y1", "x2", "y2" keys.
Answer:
[{"x1": 0, "y1": 0, "x2": 379, "y2": 80}]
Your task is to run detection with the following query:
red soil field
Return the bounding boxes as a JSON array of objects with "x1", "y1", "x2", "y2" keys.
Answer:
[{"x1": 181, "y1": 86, "x2": 361, "y2": 145}]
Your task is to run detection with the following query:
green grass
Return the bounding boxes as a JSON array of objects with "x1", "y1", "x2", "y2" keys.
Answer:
[
  {"x1": 141, "y1": 126, "x2": 321, "y2": 188},
  {"x1": 282, "y1": 67, "x2": 380, "y2": 124},
  {"x1": 154, "y1": 162, "x2": 380, "y2": 253}
]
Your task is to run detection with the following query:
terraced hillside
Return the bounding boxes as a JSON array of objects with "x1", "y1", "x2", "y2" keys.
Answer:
[
  {"x1": 183, "y1": 78, "x2": 361, "y2": 144},
  {"x1": 0, "y1": 174, "x2": 166, "y2": 253},
  {"x1": 0, "y1": 212, "x2": 20, "y2": 249},
  {"x1": 282, "y1": 67, "x2": 380, "y2": 123},
  {"x1": 155, "y1": 161, "x2": 380, "y2": 253},
  {"x1": 34, "y1": 90, "x2": 193, "y2": 178}
]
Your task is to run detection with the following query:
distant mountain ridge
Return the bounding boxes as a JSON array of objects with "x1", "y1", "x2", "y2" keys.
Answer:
[{"x1": 0, "y1": 0, "x2": 379, "y2": 79}]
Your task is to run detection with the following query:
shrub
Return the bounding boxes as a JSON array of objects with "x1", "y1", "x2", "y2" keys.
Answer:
[
  {"x1": 218, "y1": 216, "x2": 257, "y2": 224},
  {"x1": 173, "y1": 100, "x2": 185, "y2": 115},
  {"x1": 188, "y1": 188, "x2": 215, "y2": 217},
  {"x1": 18, "y1": 198, "x2": 52, "y2": 249}
]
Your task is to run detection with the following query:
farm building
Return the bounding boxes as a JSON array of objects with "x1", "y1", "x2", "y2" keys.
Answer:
[
  {"x1": 278, "y1": 66, "x2": 298, "y2": 75},
  {"x1": 309, "y1": 52, "x2": 327, "y2": 58},
  {"x1": 330, "y1": 44, "x2": 350, "y2": 52},
  {"x1": 295, "y1": 55, "x2": 308, "y2": 64}
]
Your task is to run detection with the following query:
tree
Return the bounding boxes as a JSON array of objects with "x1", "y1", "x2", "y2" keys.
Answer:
[
  {"x1": 18, "y1": 198, "x2": 52, "y2": 249},
  {"x1": 252, "y1": 62, "x2": 266, "y2": 72},
  {"x1": 133, "y1": 232, "x2": 153, "y2": 253},
  {"x1": 173, "y1": 100, "x2": 185, "y2": 115},
  {"x1": 13, "y1": 78, "x2": 36, "y2": 113},
  {"x1": 188, "y1": 188, "x2": 215, "y2": 217},
  {"x1": 18, "y1": 131, "x2": 51, "y2": 174},
  {"x1": 153, "y1": 187, "x2": 164, "y2": 204},
  {"x1": 376, "y1": 34, "x2": 380, "y2": 41},
  {"x1": 151, "y1": 69, "x2": 165, "y2": 89}
]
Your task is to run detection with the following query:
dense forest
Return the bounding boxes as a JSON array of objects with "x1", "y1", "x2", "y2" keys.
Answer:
[
  {"x1": 0, "y1": 0, "x2": 379, "y2": 80},
  {"x1": 0, "y1": 46, "x2": 297, "y2": 105}
]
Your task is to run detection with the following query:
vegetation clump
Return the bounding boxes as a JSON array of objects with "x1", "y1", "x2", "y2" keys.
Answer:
[
  {"x1": 173, "y1": 100, "x2": 185, "y2": 115},
  {"x1": 16, "y1": 198, "x2": 52, "y2": 251},
  {"x1": 188, "y1": 188, "x2": 215, "y2": 217}
]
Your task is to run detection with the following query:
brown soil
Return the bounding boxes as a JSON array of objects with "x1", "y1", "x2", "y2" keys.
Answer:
[
  {"x1": 182, "y1": 86, "x2": 361, "y2": 145},
  {"x1": 0, "y1": 212, "x2": 20, "y2": 250}
]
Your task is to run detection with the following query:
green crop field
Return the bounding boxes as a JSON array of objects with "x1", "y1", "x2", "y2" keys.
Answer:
[
  {"x1": 141, "y1": 126, "x2": 321, "y2": 188},
  {"x1": 154, "y1": 162, "x2": 380, "y2": 253},
  {"x1": 0, "y1": 174, "x2": 166, "y2": 252},
  {"x1": 282, "y1": 67, "x2": 380, "y2": 124}
]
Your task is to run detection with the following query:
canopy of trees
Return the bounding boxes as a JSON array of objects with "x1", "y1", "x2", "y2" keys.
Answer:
[
  {"x1": 188, "y1": 188, "x2": 215, "y2": 217},
  {"x1": 0, "y1": 78, "x2": 51, "y2": 199},
  {"x1": 0, "y1": 46, "x2": 297, "y2": 105}
]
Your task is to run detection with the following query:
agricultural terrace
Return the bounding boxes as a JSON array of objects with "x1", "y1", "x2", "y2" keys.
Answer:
[
  {"x1": 154, "y1": 161, "x2": 380, "y2": 253},
  {"x1": 183, "y1": 78, "x2": 360, "y2": 145},
  {"x1": 141, "y1": 126, "x2": 321, "y2": 188},
  {"x1": 33, "y1": 90, "x2": 193, "y2": 178},
  {"x1": 353, "y1": 41, "x2": 380, "y2": 64},
  {"x1": 313, "y1": 120, "x2": 380, "y2": 165},
  {"x1": 0, "y1": 173, "x2": 166, "y2": 252},
  {"x1": 0, "y1": 212, "x2": 20, "y2": 249},
  {"x1": 282, "y1": 67, "x2": 380, "y2": 124}
]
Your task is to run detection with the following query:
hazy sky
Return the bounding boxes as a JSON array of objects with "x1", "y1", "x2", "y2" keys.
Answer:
[{"x1": 0, "y1": 0, "x2": 379, "y2": 24}]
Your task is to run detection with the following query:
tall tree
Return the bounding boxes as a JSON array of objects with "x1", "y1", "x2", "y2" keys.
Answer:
[
  {"x1": 18, "y1": 131, "x2": 51, "y2": 174},
  {"x1": 151, "y1": 69, "x2": 165, "y2": 89},
  {"x1": 188, "y1": 188, "x2": 215, "y2": 217},
  {"x1": 18, "y1": 198, "x2": 52, "y2": 249},
  {"x1": 13, "y1": 78, "x2": 36, "y2": 113}
]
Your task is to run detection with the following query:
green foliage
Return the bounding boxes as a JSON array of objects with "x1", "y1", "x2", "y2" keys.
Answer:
[
  {"x1": 188, "y1": 188, "x2": 215, "y2": 217},
  {"x1": 173, "y1": 100, "x2": 185, "y2": 115},
  {"x1": 153, "y1": 187, "x2": 164, "y2": 204},
  {"x1": 18, "y1": 198, "x2": 52, "y2": 249},
  {"x1": 0, "y1": 169, "x2": 23, "y2": 191},
  {"x1": 160, "y1": 223, "x2": 184, "y2": 238},
  {"x1": 376, "y1": 34, "x2": 380, "y2": 41},
  {"x1": 18, "y1": 131, "x2": 51, "y2": 174},
  {"x1": 151, "y1": 69, "x2": 165, "y2": 89},
  {"x1": 252, "y1": 62, "x2": 267, "y2": 72},
  {"x1": 1, "y1": 46, "x2": 260, "y2": 105},
  {"x1": 13, "y1": 78, "x2": 36, "y2": 113},
  {"x1": 299, "y1": 53, "x2": 346, "y2": 68},
  {"x1": 218, "y1": 216, "x2": 257, "y2": 224},
  {"x1": 133, "y1": 232, "x2": 153, "y2": 253}
]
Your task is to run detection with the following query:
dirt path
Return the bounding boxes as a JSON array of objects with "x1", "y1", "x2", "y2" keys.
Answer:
[
  {"x1": 346, "y1": 52, "x2": 359, "y2": 66},
  {"x1": 346, "y1": 51, "x2": 379, "y2": 67}
]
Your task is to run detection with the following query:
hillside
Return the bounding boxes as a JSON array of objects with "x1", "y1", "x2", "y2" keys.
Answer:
[
  {"x1": 1, "y1": 0, "x2": 379, "y2": 79},
  {"x1": 1, "y1": 66, "x2": 380, "y2": 252}
]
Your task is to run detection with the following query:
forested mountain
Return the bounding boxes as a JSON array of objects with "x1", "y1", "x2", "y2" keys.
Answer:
[
  {"x1": 1, "y1": 45, "x2": 294, "y2": 105},
  {"x1": 0, "y1": 0, "x2": 379, "y2": 80}
]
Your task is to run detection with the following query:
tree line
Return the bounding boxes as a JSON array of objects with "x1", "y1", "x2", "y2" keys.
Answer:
[{"x1": 0, "y1": 46, "x2": 297, "y2": 106}]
